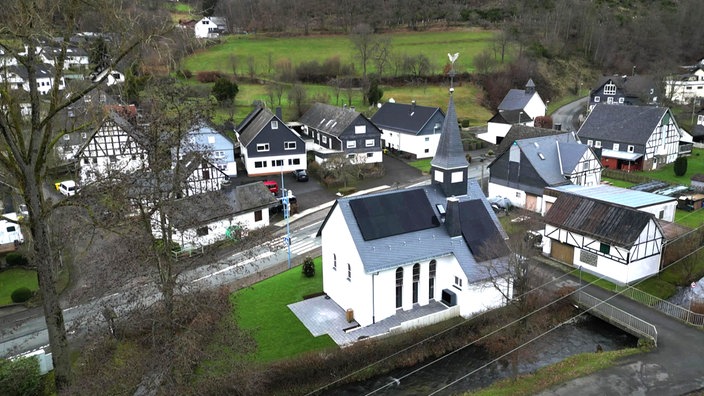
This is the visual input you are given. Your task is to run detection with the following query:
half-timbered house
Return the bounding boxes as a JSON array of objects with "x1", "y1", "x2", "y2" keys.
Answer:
[
  {"x1": 488, "y1": 132, "x2": 601, "y2": 213},
  {"x1": 577, "y1": 104, "x2": 682, "y2": 171},
  {"x1": 542, "y1": 194, "x2": 664, "y2": 284}
]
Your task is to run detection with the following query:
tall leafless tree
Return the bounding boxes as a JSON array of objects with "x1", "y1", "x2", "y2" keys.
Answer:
[{"x1": 0, "y1": 1, "x2": 171, "y2": 390}]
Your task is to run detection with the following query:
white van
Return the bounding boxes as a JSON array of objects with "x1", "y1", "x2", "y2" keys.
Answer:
[{"x1": 58, "y1": 180, "x2": 77, "y2": 197}]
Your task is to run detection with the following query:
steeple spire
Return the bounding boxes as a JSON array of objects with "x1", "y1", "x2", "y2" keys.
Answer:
[{"x1": 430, "y1": 53, "x2": 469, "y2": 197}]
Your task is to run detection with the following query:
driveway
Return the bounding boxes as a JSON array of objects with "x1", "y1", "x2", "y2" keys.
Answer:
[{"x1": 551, "y1": 97, "x2": 589, "y2": 132}]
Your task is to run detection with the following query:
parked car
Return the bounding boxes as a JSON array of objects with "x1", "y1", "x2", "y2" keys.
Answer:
[
  {"x1": 57, "y1": 180, "x2": 77, "y2": 197},
  {"x1": 292, "y1": 169, "x2": 309, "y2": 182},
  {"x1": 263, "y1": 180, "x2": 279, "y2": 194},
  {"x1": 270, "y1": 192, "x2": 298, "y2": 215}
]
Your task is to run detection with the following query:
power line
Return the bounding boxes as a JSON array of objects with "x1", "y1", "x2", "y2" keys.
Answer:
[
  {"x1": 364, "y1": 270, "x2": 605, "y2": 396},
  {"x1": 306, "y1": 267, "x2": 580, "y2": 395}
]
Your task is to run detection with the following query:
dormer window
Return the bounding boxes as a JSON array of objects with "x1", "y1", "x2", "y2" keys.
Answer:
[{"x1": 603, "y1": 83, "x2": 616, "y2": 95}]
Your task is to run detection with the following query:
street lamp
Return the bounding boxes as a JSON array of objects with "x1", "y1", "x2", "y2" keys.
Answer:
[
  {"x1": 281, "y1": 167, "x2": 292, "y2": 269},
  {"x1": 518, "y1": 111, "x2": 523, "y2": 124}
]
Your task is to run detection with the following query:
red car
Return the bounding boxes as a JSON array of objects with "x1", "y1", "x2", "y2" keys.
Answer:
[{"x1": 263, "y1": 180, "x2": 279, "y2": 194}]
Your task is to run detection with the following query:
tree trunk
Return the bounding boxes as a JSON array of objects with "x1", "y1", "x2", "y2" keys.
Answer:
[{"x1": 25, "y1": 174, "x2": 71, "y2": 390}]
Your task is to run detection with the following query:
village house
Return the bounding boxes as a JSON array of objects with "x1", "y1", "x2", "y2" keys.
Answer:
[
  {"x1": 488, "y1": 132, "x2": 602, "y2": 213},
  {"x1": 194, "y1": 16, "x2": 228, "y2": 39},
  {"x1": 577, "y1": 104, "x2": 682, "y2": 171},
  {"x1": 588, "y1": 75, "x2": 659, "y2": 112},
  {"x1": 664, "y1": 67, "x2": 704, "y2": 104},
  {"x1": 236, "y1": 106, "x2": 307, "y2": 176},
  {"x1": 370, "y1": 100, "x2": 445, "y2": 159},
  {"x1": 317, "y1": 87, "x2": 511, "y2": 328},
  {"x1": 478, "y1": 79, "x2": 546, "y2": 145}
]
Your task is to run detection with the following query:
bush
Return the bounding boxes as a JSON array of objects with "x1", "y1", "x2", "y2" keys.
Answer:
[
  {"x1": 0, "y1": 357, "x2": 42, "y2": 396},
  {"x1": 301, "y1": 257, "x2": 315, "y2": 278},
  {"x1": 196, "y1": 70, "x2": 226, "y2": 83},
  {"x1": 674, "y1": 156, "x2": 688, "y2": 176},
  {"x1": 11, "y1": 287, "x2": 33, "y2": 303},
  {"x1": 5, "y1": 253, "x2": 28, "y2": 267},
  {"x1": 211, "y1": 78, "x2": 239, "y2": 103}
]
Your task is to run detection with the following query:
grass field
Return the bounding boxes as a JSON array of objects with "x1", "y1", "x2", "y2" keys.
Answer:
[
  {"x1": 0, "y1": 268, "x2": 38, "y2": 305},
  {"x1": 183, "y1": 29, "x2": 499, "y2": 77},
  {"x1": 641, "y1": 149, "x2": 704, "y2": 185},
  {"x1": 212, "y1": 80, "x2": 492, "y2": 125},
  {"x1": 230, "y1": 257, "x2": 336, "y2": 362}
]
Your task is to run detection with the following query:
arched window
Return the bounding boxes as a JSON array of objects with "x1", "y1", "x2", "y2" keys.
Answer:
[
  {"x1": 429, "y1": 260, "x2": 437, "y2": 300},
  {"x1": 395, "y1": 267, "x2": 403, "y2": 309},
  {"x1": 412, "y1": 263, "x2": 420, "y2": 304}
]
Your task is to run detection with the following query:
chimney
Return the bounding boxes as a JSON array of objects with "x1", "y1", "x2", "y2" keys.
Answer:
[
  {"x1": 275, "y1": 107, "x2": 283, "y2": 120},
  {"x1": 445, "y1": 197, "x2": 462, "y2": 237}
]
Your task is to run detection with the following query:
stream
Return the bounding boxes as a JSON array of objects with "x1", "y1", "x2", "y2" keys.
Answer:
[{"x1": 326, "y1": 316, "x2": 636, "y2": 395}]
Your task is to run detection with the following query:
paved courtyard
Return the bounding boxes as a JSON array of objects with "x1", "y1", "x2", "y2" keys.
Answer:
[{"x1": 289, "y1": 295, "x2": 451, "y2": 345}]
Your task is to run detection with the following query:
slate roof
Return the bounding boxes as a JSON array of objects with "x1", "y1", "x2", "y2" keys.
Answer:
[
  {"x1": 370, "y1": 102, "x2": 444, "y2": 135},
  {"x1": 577, "y1": 104, "x2": 668, "y2": 145},
  {"x1": 493, "y1": 133, "x2": 589, "y2": 186},
  {"x1": 546, "y1": 184, "x2": 676, "y2": 209},
  {"x1": 167, "y1": 182, "x2": 276, "y2": 230},
  {"x1": 299, "y1": 103, "x2": 364, "y2": 137},
  {"x1": 236, "y1": 107, "x2": 277, "y2": 146},
  {"x1": 494, "y1": 125, "x2": 562, "y2": 156},
  {"x1": 544, "y1": 194, "x2": 657, "y2": 248},
  {"x1": 592, "y1": 75, "x2": 657, "y2": 99},
  {"x1": 431, "y1": 93, "x2": 468, "y2": 170},
  {"x1": 320, "y1": 181, "x2": 508, "y2": 280},
  {"x1": 692, "y1": 124, "x2": 704, "y2": 138}
]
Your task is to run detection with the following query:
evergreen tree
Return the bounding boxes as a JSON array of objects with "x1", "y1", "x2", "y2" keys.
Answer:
[{"x1": 674, "y1": 156, "x2": 688, "y2": 176}]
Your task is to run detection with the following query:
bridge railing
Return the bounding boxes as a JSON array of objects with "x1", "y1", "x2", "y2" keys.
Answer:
[
  {"x1": 577, "y1": 291, "x2": 658, "y2": 346},
  {"x1": 619, "y1": 286, "x2": 704, "y2": 327}
]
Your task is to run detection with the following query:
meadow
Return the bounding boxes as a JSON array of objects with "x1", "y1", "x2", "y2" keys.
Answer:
[{"x1": 183, "y1": 29, "x2": 500, "y2": 77}]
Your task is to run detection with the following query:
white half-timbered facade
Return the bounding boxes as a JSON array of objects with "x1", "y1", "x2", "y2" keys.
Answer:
[{"x1": 542, "y1": 194, "x2": 664, "y2": 284}]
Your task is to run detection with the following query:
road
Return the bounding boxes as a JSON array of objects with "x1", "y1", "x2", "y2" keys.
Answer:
[
  {"x1": 551, "y1": 96, "x2": 589, "y2": 132},
  {"x1": 0, "y1": 218, "x2": 323, "y2": 359}
]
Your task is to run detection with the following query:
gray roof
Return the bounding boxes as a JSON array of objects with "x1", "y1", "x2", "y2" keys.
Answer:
[
  {"x1": 506, "y1": 133, "x2": 589, "y2": 186},
  {"x1": 168, "y1": 182, "x2": 276, "y2": 230},
  {"x1": 494, "y1": 125, "x2": 563, "y2": 156},
  {"x1": 544, "y1": 194, "x2": 659, "y2": 249},
  {"x1": 236, "y1": 107, "x2": 281, "y2": 146},
  {"x1": 591, "y1": 75, "x2": 658, "y2": 99},
  {"x1": 370, "y1": 102, "x2": 444, "y2": 135},
  {"x1": 498, "y1": 79, "x2": 539, "y2": 111},
  {"x1": 319, "y1": 181, "x2": 509, "y2": 281},
  {"x1": 298, "y1": 103, "x2": 364, "y2": 137},
  {"x1": 431, "y1": 93, "x2": 468, "y2": 170},
  {"x1": 488, "y1": 109, "x2": 533, "y2": 125},
  {"x1": 546, "y1": 184, "x2": 676, "y2": 209},
  {"x1": 578, "y1": 104, "x2": 668, "y2": 145}
]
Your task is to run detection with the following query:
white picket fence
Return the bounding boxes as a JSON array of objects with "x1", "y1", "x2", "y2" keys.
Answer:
[{"x1": 389, "y1": 305, "x2": 461, "y2": 334}]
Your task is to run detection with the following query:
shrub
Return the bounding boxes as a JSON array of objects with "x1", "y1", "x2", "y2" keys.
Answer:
[
  {"x1": 176, "y1": 69, "x2": 192, "y2": 79},
  {"x1": 0, "y1": 357, "x2": 42, "y2": 396},
  {"x1": 301, "y1": 257, "x2": 315, "y2": 278},
  {"x1": 196, "y1": 70, "x2": 225, "y2": 83},
  {"x1": 211, "y1": 78, "x2": 239, "y2": 103},
  {"x1": 11, "y1": 287, "x2": 33, "y2": 303},
  {"x1": 5, "y1": 253, "x2": 28, "y2": 267},
  {"x1": 674, "y1": 156, "x2": 688, "y2": 176},
  {"x1": 487, "y1": 149, "x2": 495, "y2": 156},
  {"x1": 338, "y1": 186, "x2": 357, "y2": 195}
]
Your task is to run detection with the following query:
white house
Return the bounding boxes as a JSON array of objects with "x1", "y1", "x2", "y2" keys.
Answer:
[
  {"x1": 542, "y1": 193, "x2": 664, "y2": 285},
  {"x1": 152, "y1": 182, "x2": 277, "y2": 249},
  {"x1": 664, "y1": 68, "x2": 704, "y2": 104},
  {"x1": 194, "y1": 17, "x2": 228, "y2": 39},
  {"x1": 317, "y1": 88, "x2": 512, "y2": 328},
  {"x1": 488, "y1": 132, "x2": 602, "y2": 213},
  {"x1": 479, "y1": 79, "x2": 546, "y2": 145},
  {"x1": 370, "y1": 100, "x2": 445, "y2": 159}
]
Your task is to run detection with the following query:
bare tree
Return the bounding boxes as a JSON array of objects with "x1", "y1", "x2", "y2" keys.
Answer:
[
  {"x1": 288, "y1": 83, "x2": 308, "y2": 118},
  {"x1": 0, "y1": 1, "x2": 170, "y2": 390}
]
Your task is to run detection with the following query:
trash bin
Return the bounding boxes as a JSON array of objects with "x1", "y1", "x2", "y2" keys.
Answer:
[{"x1": 345, "y1": 309, "x2": 354, "y2": 323}]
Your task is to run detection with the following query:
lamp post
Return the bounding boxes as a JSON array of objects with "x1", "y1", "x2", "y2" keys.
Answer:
[
  {"x1": 519, "y1": 111, "x2": 523, "y2": 125},
  {"x1": 281, "y1": 167, "x2": 292, "y2": 269}
]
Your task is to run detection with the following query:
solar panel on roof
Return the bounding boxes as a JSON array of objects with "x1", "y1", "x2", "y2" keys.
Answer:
[
  {"x1": 459, "y1": 200, "x2": 509, "y2": 262},
  {"x1": 348, "y1": 189, "x2": 440, "y2": 241}
]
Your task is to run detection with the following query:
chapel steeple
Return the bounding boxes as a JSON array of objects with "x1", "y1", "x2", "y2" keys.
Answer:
[{"x1": 430, "y1": 53, "x2": 469, "y2": 198}]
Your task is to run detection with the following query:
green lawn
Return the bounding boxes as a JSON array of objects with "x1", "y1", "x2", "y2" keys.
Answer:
[
  {"x1": 408, "y1": 158, "x2": 432, "y2": 173},
  {"x1": 230, "y1": 257, "x2": 336, "y2": 362},
  {"x1": 641, "y1": 149, "x2": 704, "y2": 185},
  {"x1": 601, "y1": 177, "x2": 635, "y2": 189},
  {"x1": 0, "y1": 268, "x2": 38, "y2": 305},
  {"x1": 183, "y1": 29, "x2": 500, "y2": 77},
  {"x1": 674, "y1": 208, "x2": 704, "y2": 229}
]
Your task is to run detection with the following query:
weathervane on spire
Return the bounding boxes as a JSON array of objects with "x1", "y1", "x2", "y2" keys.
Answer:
[{"x1": 447, "y1": 52, "x2": 459, "y2": 94}]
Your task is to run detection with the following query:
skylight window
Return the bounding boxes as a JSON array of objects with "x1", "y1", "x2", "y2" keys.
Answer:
[{"x1": 538, "y1": 153, "x2": 545, "y2": 160}]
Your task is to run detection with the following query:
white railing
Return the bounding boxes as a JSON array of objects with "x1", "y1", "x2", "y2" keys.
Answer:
[
  {"x1": 620, "y1": 286, "x2": 704, "y2": 327},
  {"x1": 576, "y1": 291, "x2": 658, "y2": 346},
  {"x1": 389, "y1": 305, "x2": 461, "y2": 334}
]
